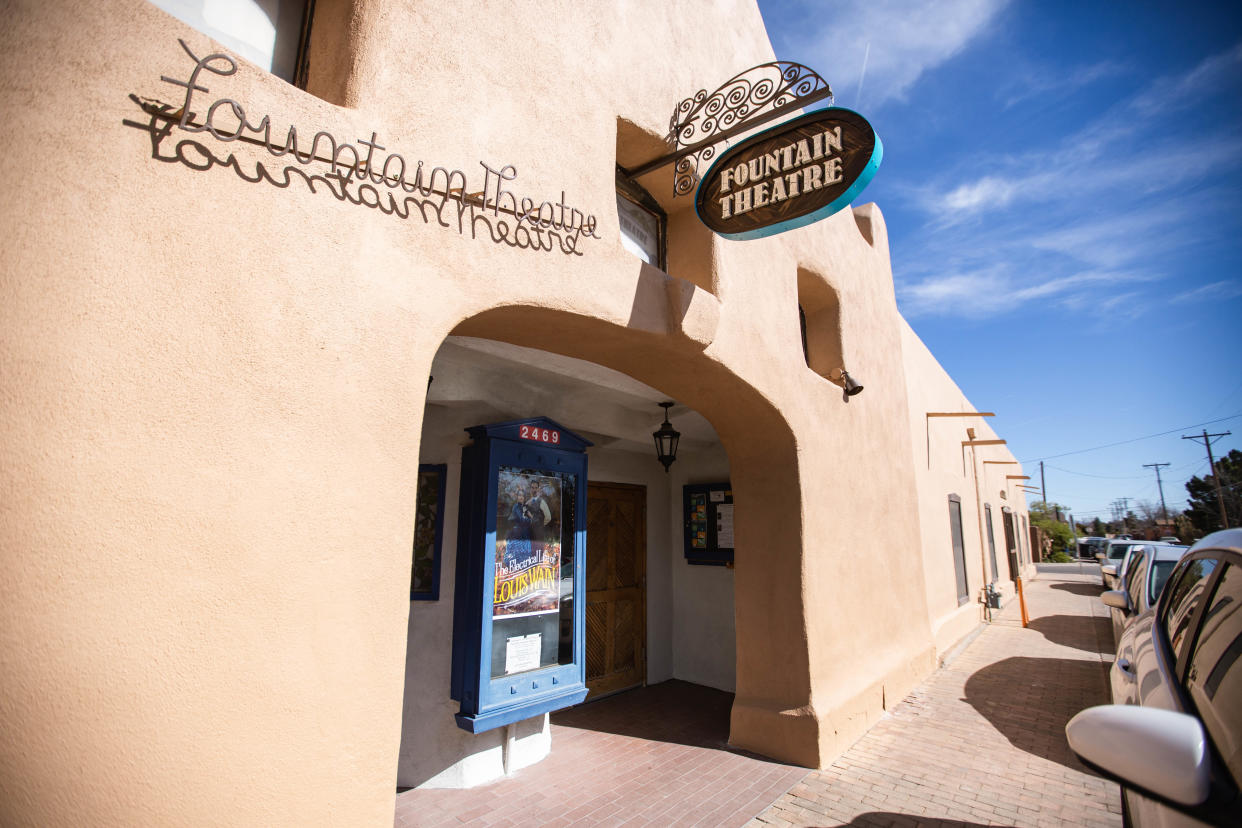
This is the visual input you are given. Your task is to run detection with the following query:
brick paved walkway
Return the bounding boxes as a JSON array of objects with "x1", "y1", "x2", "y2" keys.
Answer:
[
  {"x1": 396, "y1": 567, "x2": 1120, "y2": 827},
  {"x1": 748, "y1": 566, "x2": 1121, "y2": 827},
  {"x1": 396, "y1": 681, "x2": 807, "y2": 828}
]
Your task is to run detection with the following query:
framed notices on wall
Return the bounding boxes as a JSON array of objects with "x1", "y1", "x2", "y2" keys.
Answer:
[{"x1": 683, "y1": 483, "x2": 733, "y2": 566}]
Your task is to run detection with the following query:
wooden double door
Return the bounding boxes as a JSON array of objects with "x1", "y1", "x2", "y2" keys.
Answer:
[{"x1": 585, "y1": 482, "x2": 646, "y2": 699}]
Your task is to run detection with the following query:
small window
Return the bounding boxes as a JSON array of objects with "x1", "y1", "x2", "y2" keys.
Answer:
[
  {"x1": 796, "y1": 269, "x2": 844, "y2": 380},
  {"x1": 148, "y1": 0, "x2": 313, "y2": 85},
  {"x1": 1020, "y1": 515, "x2": 1029, "y2": 564},
  {"x1": 948, "y1": 495, "x2": 969, "y2": 606},
  {"x1": 984, "y1": 504, "x2": 998, "y2": 583},
  {"x1": 615, "y1": 168, "x2": 666, "y2": 269}
]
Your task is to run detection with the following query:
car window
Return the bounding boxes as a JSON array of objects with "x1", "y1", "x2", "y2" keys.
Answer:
[
  {"x1": 1124, "y1": 555, "x2": 1148, "y2": 605},
  {"x1": 1150, "y1": 560, "x2": 1178, "y2": 606},
  {"x1": 1163, "y1": 557, "x2": 1219, "y2": 670},
  {"x1": 1184, "y1": 562, "x2": 1241, "y2": 783},
  {"x1": 1108, "y1": 543, "x2": 1130, "y2": 560}
]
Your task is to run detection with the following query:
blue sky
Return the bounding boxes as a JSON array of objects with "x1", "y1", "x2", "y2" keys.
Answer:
[{"x1": 757, "y1": 0, "x2": 1242, "y2": 523}]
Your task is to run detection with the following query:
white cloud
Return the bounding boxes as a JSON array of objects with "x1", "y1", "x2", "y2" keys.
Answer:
[
  {"x1": 942, "y1": 176, "x2": 1018, "y2": 211},
  {"x1": 1169, "y1": 280, "x2": 1242, "y2": 304},
  {"x1": 999, "y1": 60, "x2": 1129, "y2": 109},
  {"x1": 763, "y1": 0, "x2": 1010, "y2": 107},
  {"x1": 888, "y1": 41, "x2": 1242, "y2": 320},
  {"x1": 897, "y1": 267, "x2": 1154, "y2": 319}
]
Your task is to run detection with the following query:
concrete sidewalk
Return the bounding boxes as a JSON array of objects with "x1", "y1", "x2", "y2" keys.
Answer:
[
  {"x1": 396, "y1": 569, "x2": 1121, "y2": 827},
  {"x1": 748, "y1": 568, "x2": 1121, "y2": 827}
]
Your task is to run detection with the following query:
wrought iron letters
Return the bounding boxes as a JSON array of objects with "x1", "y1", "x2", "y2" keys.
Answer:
[{"x1": 149, "y1": 40, "x2": 599, "y2": 255}]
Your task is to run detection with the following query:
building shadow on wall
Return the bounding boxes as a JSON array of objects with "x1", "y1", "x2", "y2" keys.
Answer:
[
  {"x1": 1050, "y1": 581, "x2": 1105, "y2": 597},
  {"x1": 1025, "y1": 614, "x2": 1115, "y2": 654},
  {"x1": 963, "y1": 656, "x2": 1110, "y2": 773}
]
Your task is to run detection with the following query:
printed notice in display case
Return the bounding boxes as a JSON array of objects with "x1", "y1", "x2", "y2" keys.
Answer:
[
  {"x1": 715, "y1": 503, "x2": 734, "y2": 549},
  {"x1": 504, "y1": 633, "x2": 543, "y2": 674},
  {"x1": 683, "y1": 483, "x2": 734, "y2": 566}
]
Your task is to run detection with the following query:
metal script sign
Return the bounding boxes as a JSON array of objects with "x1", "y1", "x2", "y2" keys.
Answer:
[{"x1": 694, "y1": 108, "x2": 882, "y2": 240}]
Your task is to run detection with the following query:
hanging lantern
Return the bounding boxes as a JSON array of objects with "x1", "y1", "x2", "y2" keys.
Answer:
[{"x1": 652, "y1": 401, "x2": 680, "y2": 473}]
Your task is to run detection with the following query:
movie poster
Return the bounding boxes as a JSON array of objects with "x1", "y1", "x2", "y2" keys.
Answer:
[{"x1": 493, "y1": 467, "x2": 562, "y2": 619}]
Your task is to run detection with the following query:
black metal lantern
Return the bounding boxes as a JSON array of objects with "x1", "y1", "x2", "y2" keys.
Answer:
[{"x1": 652, "y1": 401, "x2": 680, "y2": 473}]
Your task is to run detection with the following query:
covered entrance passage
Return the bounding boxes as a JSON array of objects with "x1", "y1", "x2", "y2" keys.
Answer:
[
  {"x1": 586, "y1": 481, "x2": 647, "y2": 699},
  {"x1": 397, "y1": 332, "x2": 761, "y2": 790}
]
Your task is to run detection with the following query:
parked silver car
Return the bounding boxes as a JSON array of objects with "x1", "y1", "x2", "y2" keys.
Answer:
[
  {"x1": 1101, "y1": 544, "x2": 1191, "y2": 645},
  {"x1": 1067, "y1": 528, "x2": 1242, "y2": 826},
  {"x1": 1101, "y1": 539, "x2": 1148, "y2": 589}
]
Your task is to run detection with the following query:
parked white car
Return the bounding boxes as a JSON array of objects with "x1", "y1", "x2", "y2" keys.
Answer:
[
  {"x1": 1067, "y1": 528, "x2": 1242, "y2": 827},
  {"x1": 1101, "y1": 539, "x2": 1147, "y2": 589},
  {"x1": 1100, "y1": 543, "x2": 1191, "y2": 645}
]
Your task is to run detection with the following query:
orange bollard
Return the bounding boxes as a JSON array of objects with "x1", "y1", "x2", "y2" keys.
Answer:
[{"x1": 1015, "y1": 576, "x2": 1030, "y2": 627}]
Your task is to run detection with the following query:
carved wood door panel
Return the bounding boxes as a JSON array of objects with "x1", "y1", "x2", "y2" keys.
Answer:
[{"x1": 585, "y1": 482, "x2": 646, "y2": 699}]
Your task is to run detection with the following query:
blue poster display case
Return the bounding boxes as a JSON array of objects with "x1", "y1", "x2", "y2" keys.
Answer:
[{"x1": 450, "y1": 417, "x2": 591, "y2": 733}]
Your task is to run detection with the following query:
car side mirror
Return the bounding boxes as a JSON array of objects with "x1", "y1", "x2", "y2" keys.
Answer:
[
  {"x1": 1095, "y1": 552, "x2": 1105, "y2": 561},
  {"x1": 1100, "y1": 590, "x2": 1128, "y2": 611},
  {"x1": 1066, "y1": 706, "x2": 1210, "y2": 808},
  {"x1": 1101, "y1": 564, "x2": 1117, "y2": 576}
]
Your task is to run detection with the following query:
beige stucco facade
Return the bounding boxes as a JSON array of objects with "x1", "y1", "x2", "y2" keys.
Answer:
[{"x1": 0, "y1": 1, "x2": 1031, "y2": 824}]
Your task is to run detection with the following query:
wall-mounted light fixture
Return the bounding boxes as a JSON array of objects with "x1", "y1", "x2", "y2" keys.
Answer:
[
  {"x1": 830, "y1": 368, "x2": 864, "y2": 402},
  {"x1": 653, "y1": 401, "x2": 680, "y2": 473}
]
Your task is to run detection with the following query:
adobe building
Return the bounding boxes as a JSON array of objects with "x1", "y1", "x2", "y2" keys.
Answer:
[{"x1": 0, "y1": 0, "x2": 1034, "y2": 824}]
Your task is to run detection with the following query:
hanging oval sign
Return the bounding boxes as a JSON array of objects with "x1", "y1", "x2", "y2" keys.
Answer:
[{"x1": 694, "y1": 107, "x2": 882, "y2": 240}]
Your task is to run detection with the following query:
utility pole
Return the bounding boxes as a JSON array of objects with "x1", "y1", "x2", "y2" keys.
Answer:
[
  {"x1": 1117, "y1": 497, "x2": 1131, "y2": 532},
  {"x1": 1143, "y1": 462, "x2": 1171, "y2": 522},
  {"x1": 1040, "y1": 460, "x2": 1047, "y2": 509},
  {"x1": 1183, "y1": 430, "x2": 1232, "y2": 529}
]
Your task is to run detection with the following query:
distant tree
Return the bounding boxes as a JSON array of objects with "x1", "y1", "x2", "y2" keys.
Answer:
[
  {"x1": 1174, "y1": 513, "x2": 1202, "y2": 544},
  {"x1": 1029, "y1": 500, "x2": 1074, "y2": 555},
  {"x1": 1091, "y1": 517, "x2": 1105, "y2": 535},
  {"x1": 1135, "y1": 499, "x2": 1162, "y2": 525},
  {"x1": 1184, "y1": 449, "x2": 1242, "y2": 534}
]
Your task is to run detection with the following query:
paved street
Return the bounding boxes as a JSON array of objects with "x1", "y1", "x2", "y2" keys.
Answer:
[{"x1": 397, "y1": 567, "x2": 1120, "y2": 827}]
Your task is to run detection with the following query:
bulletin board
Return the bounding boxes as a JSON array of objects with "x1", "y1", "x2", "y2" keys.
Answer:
[{"x1": 683, "y1": 483, "x2": 734, "y2": 566}]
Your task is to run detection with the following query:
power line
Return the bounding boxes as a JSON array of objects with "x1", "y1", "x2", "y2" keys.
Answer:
[
  {"x1": 1046, "y1": 457, "x2": 1205, "y2": 480},
  {"x1": 1020, "y1": 413, "x2": 1241, "y2": 463},
  {"x1": 1045, "y1": 465, "x2": 1149, "y2": 480}
]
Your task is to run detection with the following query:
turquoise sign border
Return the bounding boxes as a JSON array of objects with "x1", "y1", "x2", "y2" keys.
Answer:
[{"x1": 694, "y1": 107, "x2": 883, "y2": 241}]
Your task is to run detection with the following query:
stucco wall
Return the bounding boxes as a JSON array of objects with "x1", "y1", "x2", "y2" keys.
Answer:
[
  {"x1": 899, "y1": 320, "x2": 1031, "y2": 657},
  {"x1": 0, "y1": 0, "x2": 1010, "y2": 823}
]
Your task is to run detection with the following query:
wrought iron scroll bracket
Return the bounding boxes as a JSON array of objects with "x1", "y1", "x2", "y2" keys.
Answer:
[{"x1": 621, "y1": 62, "x2": 833, "y2": 198}]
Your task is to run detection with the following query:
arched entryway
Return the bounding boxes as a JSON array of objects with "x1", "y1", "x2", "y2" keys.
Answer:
[{"x1": 393, "y1": 303, "x2": 815, "y2": 789}]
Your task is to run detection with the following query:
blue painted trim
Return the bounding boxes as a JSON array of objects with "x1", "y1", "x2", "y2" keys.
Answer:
[
  {"x1": 449, "y1": 421, "x2": 590, "y2": 732},
  {"x1": 695, "y1": 106, "x2": 883, "y2": 241},
  {"x1": 455, "y1": 685, "x2": 589, "y2": 734}
]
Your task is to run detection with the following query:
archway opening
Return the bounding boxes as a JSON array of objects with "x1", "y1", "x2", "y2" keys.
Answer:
[{"x1": 392, "y1": 303, "x2": 811, "y2": 791}]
